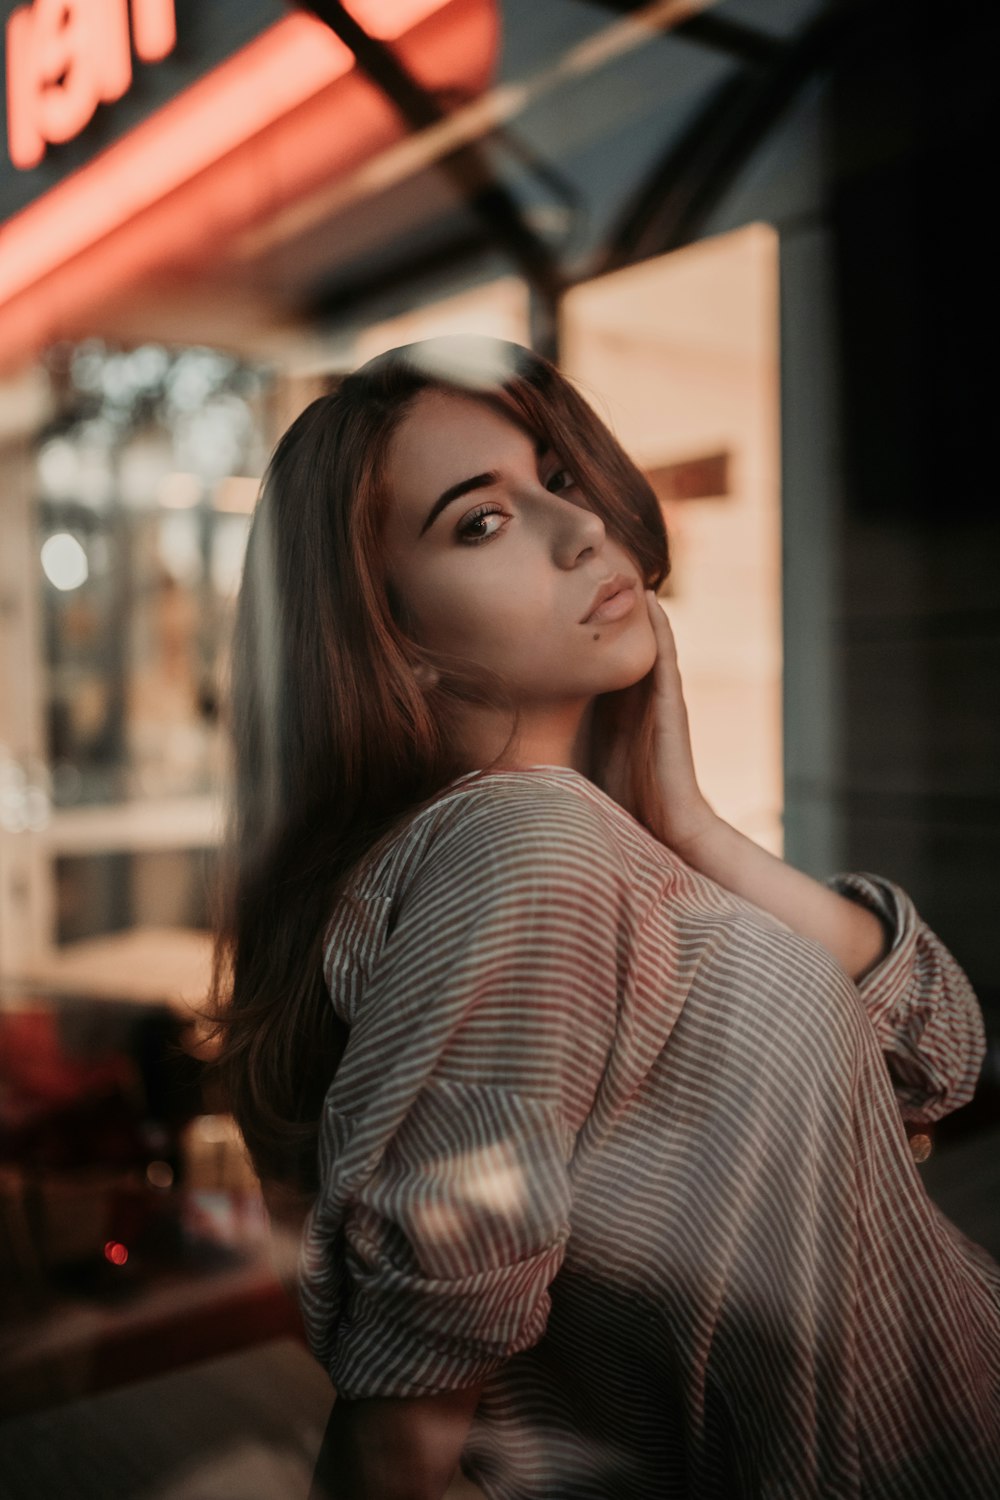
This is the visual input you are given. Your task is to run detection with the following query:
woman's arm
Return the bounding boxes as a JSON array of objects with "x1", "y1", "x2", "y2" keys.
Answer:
[
  {"x1": 300, "y1": 790, "x2": 615, "y2": 1495},
  {"x1": 634, "y1": 594, "x2": 984, "y2": 1115},
  {"x1": 667, "y1": 813, "x2": 888, "y2": 981},
  {"x1": 310, "y1": 1385, "x2": 484, "y2": 1500},
  {"x1": 640, "y1": 592, "x2": 889, "y2": 982}
]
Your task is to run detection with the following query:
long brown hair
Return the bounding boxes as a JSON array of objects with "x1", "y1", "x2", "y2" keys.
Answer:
[{"x1": 208, "y1": 336, "x2": 670, "y2": 1194}]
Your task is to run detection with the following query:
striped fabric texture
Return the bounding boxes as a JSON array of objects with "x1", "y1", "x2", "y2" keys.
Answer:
[{"x1": 299, "y1": 766, "x2": 1000, "y2": 1498}]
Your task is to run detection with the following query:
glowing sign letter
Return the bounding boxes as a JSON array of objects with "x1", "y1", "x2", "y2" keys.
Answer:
[
  {"x1": 93, "y1": 0, "x2": 135, "y2": 103},
  {"x1": 32, "y1": 0, "x2": 97, "y2": 146},
  {"x1": 5, "y1": 0, "x2": 174, "y2": 169},
  {"x1": 5, "y1": 7, "x2": 44, "y2": 169},
  {"x1": 131, "y1": 0, "x2": 176, "y2": 63}
]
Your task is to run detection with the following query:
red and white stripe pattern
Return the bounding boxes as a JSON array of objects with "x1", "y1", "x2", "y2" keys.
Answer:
[{"x1": 299, "y1": 766, "x2": 1000, "y2": 1497}]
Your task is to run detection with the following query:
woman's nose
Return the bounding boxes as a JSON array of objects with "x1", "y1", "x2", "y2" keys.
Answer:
[{"x1": 550, "y1": 494, "x2": 607, "y2": 569}]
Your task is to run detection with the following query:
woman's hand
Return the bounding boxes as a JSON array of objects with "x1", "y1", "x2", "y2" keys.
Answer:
[
  {"x1": 642, "y1": 590, "x2": 718, "y2": 855},
  {"x1": 638, "y1": 592, "x2": 889, "y2": 980},
  {"x1": 310, "y1": 1385, "x2": 484, "y2": 1500}
]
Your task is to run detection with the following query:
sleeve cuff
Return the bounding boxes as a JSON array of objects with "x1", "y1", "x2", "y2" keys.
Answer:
[
  {"x1": 826, "y1": 872, "x2": 917, "y2": 1031},
  {"x1": 827, "y1": 871, "x2": 985, "y2": 1121},
  {"x1": 328, "y1": 1239, "x2": 565, "y2": 1398}
]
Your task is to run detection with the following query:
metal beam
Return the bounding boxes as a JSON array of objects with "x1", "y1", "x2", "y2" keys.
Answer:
[
  {"x1": 593, "y1": 2, "x2": 779, "y2": 66},
  {"x1": 295, "y1": 1, "x2": 566, "y2": 302},
  {"x1": 261, "y1": 1, "x2": 723, "y2": 272},
  {"x1": 597, "y1": 0, "x2": 863, "y2": 273}
]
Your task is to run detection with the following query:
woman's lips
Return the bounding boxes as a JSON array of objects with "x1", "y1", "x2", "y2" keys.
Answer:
[{"x1": 583, "y1": 584, "x2": 637, "y2": 625}]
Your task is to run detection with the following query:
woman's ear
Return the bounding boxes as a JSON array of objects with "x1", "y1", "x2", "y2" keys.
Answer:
[{"x1": 412, "y1": 660, "x2": 440, "y2": 690}]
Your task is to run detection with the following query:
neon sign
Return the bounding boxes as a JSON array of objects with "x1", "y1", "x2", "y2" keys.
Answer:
[
  {"x1": 5, "y1": 0, "x2": 177, "y2": 169},
  {"x1": 0, "y1": 0, "x2": 498, "y2": 374}
]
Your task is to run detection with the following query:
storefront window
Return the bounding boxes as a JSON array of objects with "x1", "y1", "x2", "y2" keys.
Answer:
[{"x1": 36, "y1": 342, "x2": 271, "y2": 812}]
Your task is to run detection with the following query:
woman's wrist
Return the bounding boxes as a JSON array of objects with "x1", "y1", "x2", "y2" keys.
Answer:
[
  {"x1": 661, "y1": 799, "x2": 721, "y2": 863},
  {"x1": 311, "y1": 1386, "x2": 483, "y2": 1500},
  {"x1": 664, "y1": 813, "x2": 890, "y2": 982}
]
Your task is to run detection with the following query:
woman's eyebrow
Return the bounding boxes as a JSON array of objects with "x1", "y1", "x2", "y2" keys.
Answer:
[
  {"x1": 418, "y1": 437, "x2": 551, "y2": 538},
  {"x1": 419, "y1": 472, "x2": 497, "y2": 537}
]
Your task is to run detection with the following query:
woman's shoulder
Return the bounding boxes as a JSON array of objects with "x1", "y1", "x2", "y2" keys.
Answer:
[
  {"x1": 357, "y1": 766, "x2": 627, "y2": 900},
  {"x1": 324, "y1": 768, "x2": 630, "y2": 988},
  {"x1": 418, "y1": 763, "x2": 625, "y2": 847}
]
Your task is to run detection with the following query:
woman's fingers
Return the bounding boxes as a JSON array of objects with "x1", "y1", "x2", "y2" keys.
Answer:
[
  {"x1": 644, "y1": 588, "x2": 666, "y2": 633},
  {"x1": 644, "y1": 590, "x2": 681, "y2": 697},
  {"x1": 643, "y1": 590, "x2": 713, "y2": 847}
]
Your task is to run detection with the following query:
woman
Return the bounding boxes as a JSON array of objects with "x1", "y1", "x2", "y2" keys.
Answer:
[{"x1": 211, "y1": 335, "x2": 1000, "y2": 1499}]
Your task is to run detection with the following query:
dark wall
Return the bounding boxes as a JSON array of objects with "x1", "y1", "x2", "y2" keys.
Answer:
[
  {"x1": 831, "y1": 0, "x2": 997, "y2": 526},
  {"x1": 828, "y1": 0, "x2": 1000, "y2": 1021},
  {"x1": 695, "y1": 0, "x2": 999, "y2": 1039}
]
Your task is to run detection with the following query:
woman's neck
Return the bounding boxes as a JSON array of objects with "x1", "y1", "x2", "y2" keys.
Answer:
[{"x1": 454, "y1": 698, "x2": 595, "y2": 776}]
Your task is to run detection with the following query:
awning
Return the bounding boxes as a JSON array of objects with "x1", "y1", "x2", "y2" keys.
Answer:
[
  {"x1": 0, "y1": 0, "x2": 499, "y2": 369},
  {"x1": 0, "y1": 0, "x2": 840, "y2": 369}
]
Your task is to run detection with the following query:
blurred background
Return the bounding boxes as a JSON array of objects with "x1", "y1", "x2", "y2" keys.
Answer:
[{"x1": 0, "y1": 0, "x2": 997, "y2": 1495}]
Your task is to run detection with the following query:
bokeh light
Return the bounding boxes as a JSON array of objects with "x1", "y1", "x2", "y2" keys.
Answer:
[{"x1": 40, "y1": 533, "x2": 89, "y2": 591}]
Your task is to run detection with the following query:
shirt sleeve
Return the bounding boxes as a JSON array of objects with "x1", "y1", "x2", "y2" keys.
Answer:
[
  {"x1": 300, "y1": 780, "x2": 627, "y2": 1397},
  {"x1": 827, "y1": 871, "x2": 985, "y2": 1123}
]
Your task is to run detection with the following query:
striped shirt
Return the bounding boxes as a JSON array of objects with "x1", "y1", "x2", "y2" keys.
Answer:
[{"x1": 299, "y1": 765, "x2": 1000, "y2": 1498}]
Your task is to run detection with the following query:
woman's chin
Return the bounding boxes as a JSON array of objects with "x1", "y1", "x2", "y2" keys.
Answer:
[{"x1": 606, "y1": 631, "x2": 658, "y2": 689}]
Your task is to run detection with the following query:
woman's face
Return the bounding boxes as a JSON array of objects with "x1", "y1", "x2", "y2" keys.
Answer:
[{"x1": 381, "y1": 388, "x2": 657, "y2": 710}]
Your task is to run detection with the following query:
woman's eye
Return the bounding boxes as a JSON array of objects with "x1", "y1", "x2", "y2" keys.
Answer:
[
  {"x1": 546, "y1": 467, "x2": 576, "y2": 493},
  {"x1": 456, "y1": 504, "x2": 507, "y2": 544}
]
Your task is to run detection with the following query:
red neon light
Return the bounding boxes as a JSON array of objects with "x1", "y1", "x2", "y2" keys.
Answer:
[
  {"x1": 5, "y1": 0, "x2": 149, "y2": 169},
  {"x1": 131, "y1": 0, "x2": 176, "y2": 63},
  {"x1": 0, "y1": 0, "x2": 499, "y2": 370},
  {"x1": 0, "y1": 2, "x2": 464, "y2": 305},
  {"x1": 347, "y1": 0, "x2": 463, "y2": 37}
]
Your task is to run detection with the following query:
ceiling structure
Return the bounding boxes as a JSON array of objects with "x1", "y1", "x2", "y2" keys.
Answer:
[
  {"x1": 0, "y1": 0, "x2": 854, "y2": 365},
  {"x1": 287, "y1": 0, "x2": 842, "y2": 349}
]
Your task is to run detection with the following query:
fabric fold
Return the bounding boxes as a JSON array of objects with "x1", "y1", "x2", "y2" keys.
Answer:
[{"x1": 828, "y1": 871, "x2": 985, "y2": 1121}]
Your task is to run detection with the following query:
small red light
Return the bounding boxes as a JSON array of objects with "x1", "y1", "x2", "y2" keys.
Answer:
[{"x1": 104, "y1": 1241, "x2": 129, "y2": 1266}]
